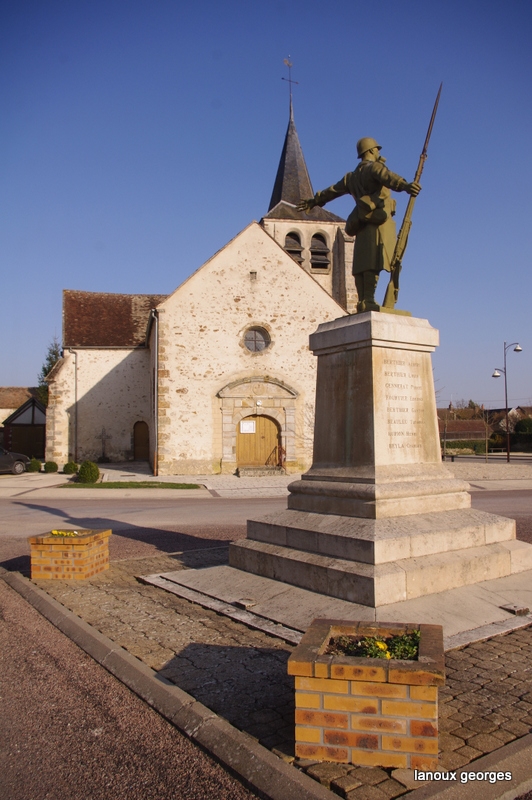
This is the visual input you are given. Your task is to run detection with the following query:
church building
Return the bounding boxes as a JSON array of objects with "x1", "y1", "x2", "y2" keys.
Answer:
[{"x1": 46, "y1": 104, "x2": 358, "y2": 475}]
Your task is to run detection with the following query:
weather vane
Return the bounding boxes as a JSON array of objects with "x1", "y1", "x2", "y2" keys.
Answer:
[{"x1": 282, "y1": 57, "x2": 298, "y2": 106}]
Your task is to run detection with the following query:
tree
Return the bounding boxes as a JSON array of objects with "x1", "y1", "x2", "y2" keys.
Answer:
[
  {"x1": 515, "y1": 418, "x2": 532, "y2": 435},
  {"x1": 36, "y1": 336, "x2": 62, "y2": 406}
]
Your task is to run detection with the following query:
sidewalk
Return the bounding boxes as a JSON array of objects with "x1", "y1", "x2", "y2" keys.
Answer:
[{"x1": 1, "y1": 460, "x2": 532, "y2": 499}]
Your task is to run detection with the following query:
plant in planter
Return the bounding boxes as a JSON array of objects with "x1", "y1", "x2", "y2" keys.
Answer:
[{"x1": 288, "y1": 618, "x2": 444, "y2": 770}]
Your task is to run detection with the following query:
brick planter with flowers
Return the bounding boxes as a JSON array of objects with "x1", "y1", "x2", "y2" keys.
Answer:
[
  {"x1": 29, "y1": 529, "x2": 112, "y2": 580},
  {"x1": 288, "y1": 618, "x2": 444, "y2": 770}
]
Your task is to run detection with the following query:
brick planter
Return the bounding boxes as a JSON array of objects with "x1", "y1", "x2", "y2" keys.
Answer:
[
  {"x1": 288, "y1": 619, "x2": 444, "y2": 770},
  {"x1": 29, "y1": 529, "x2": 112, "y2": 580}
]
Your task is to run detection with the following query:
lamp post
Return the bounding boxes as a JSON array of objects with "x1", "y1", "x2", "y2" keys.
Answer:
[{"x1": 492, "y1": 341, "x2": 522, "y2": 462}]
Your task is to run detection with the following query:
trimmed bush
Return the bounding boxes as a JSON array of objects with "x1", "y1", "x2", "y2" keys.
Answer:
[
  {"x1": 78, "y1": 460, "x2": 100, "y2": 484},
  {"x1": 44, "y1": 461, "x2": 59, "y2": 473},
  {"x1": 27, "y1": 458, "x2": 42, "y2": 473},
  {"x1": 441, "y1": 439, "x2": 487, "y2": 454},
  {"x1": 63, "y1": 461, "x2": 79, "y2": 475}
]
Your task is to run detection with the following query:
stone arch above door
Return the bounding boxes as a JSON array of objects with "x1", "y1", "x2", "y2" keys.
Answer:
[{"x1": 216, "y1": 376, "x2": 298, "y2": 473}]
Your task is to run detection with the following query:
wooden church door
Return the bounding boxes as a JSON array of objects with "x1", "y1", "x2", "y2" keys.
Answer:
[
  {"x1": 236, "y1": 415, "x2": 280, "y2": 466},
  {"x1": 133, "y1": 421, "x2": 149, "y2": 461}
]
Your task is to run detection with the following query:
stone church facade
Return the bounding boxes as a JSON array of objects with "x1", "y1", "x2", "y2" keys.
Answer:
[{"x1": 46, "y1": 104, "x2": 358, "y2": 475}]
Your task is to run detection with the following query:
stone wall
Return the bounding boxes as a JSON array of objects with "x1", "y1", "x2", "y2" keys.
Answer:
[
  {"x1": 46, "y1": 348, "x2": 150, "y2": 466},
  {"x1": 155, "y1": 223, "x2": 345, "y2": 475}
]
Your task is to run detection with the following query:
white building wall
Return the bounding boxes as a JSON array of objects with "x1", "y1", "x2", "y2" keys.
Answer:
[{"x1": 47, "y1": 348, "x2": 151, "y2": 466}]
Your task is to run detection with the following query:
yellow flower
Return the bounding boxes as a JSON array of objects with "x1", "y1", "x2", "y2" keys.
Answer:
[{"x1": 376, "y1": 641, "x2": 388, "y2": 651}]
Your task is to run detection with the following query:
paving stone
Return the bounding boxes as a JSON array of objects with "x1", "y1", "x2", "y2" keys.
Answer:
[
  {"x1": 330, "y1": 774, "x2": 363, "y2": 797},
  {"x1": 455, "y1": 744, "x2": 484, "y2": 761},
  {"x1": 438, "y1": 750, "x2": 472, "y2": 770},
  {"x1": 439, "y1": 717, "x2": 462, "y2": 733},
  {"x1": 448, "y1": 710, "x2": 473, "y2": 723},
  {"x1": 373, "y1": 778, "x2": 407, "y2": 799},
  {"x1": 450, "y1": 726, "x2": 477, "y2": 742},
  {"x1": 345, "y1": 785, "x2": 389, "y2": 800},
  {"x1": 466, "y1": 732, "x2": 505, "y2": 752},
  {"x1": 306, "y1": 763, "x2": 350, "y2": 787},
  {"x1": 350, "y1": 767, "x2": 388, "y2": 785},
  {"x1": 439, "y1": 732, "x2": 468, "y2": 751},
  {"x1": 501, "y1": 719, "x2": 532, "y2": 736},
  {"x1": 465, "y1": 717, "x2": 498, "y2": 733},
  {"x1": 391, "y1": 769, "x2": 428, "y2": 790},
  {"x1": 490, "y1": 729, "x2": 517, "y2": 744}
]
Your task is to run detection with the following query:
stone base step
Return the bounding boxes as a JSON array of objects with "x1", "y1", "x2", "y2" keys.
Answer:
[
  {"x1": 247, "y1": 507, "x2": 515, "y2": 565},
  {"x1": 229, "y1": 538, "x2": 532, "y2": 607},
  {"x1": 236, "y1": 466, "x2": 285, "y2": 477}
]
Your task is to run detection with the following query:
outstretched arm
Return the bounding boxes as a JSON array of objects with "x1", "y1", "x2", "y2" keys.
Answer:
[
  {"x1": 372, "y1": 161, "x2": 421, "y2": 197},
  {"x1": 297, "y1": 175, "x2": 350, "y2": 214}
]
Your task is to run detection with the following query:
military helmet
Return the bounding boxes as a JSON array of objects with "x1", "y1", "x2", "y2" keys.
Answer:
[{"x1": 356, "y1": 137, "x2": 382, "y2": 158}]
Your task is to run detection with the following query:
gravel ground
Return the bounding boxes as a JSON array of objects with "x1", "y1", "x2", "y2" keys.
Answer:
[{"x1": 0, "y1": 579, "x2": 257, "y2": 800}]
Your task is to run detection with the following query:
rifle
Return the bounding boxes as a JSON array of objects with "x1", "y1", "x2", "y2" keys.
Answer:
[{"x1": 383, "y1": 83, "x2": 442, "y2": 309}]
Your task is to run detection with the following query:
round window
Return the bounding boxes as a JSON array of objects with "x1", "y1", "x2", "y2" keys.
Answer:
[{"x1": 244, "y1": 326, "x2": 271, "y2": 352}]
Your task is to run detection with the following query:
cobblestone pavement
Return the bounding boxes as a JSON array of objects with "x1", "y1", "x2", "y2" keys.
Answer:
[{"x1": 17, "y1": 541, "x2": 532, "y2": 799}]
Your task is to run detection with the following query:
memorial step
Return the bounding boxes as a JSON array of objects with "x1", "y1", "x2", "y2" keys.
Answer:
[
  {"x1": 246, "y1": 507, "x2": 515, "y2": 565},
  {"x1": 229, "y1": 537, "x2": 532, "y2": 607}
]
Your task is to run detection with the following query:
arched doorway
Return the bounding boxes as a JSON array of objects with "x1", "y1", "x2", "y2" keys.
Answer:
[
  {"x1": 133, "y1": 421, "x2": 149, "y2": 461},
  {"x1": 236, "y1": 415, "x2": 282, "y2": 467}
]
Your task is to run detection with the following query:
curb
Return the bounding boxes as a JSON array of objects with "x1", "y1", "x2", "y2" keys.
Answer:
[{"x1": 0, "y1": 567, "x2": 333, "y2": 800}]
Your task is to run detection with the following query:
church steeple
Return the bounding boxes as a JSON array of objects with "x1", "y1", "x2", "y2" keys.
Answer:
[
  {"x1": 265, "y1": 99, "x2": 344, "y2": 223},
  {"x1": 268, "y1": 100, "x2": 314, "y2": 211}
]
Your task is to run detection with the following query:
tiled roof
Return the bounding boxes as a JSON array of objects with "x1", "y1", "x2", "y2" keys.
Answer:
[
  {"x1": 0, "y1": 387, "x2": 39, "y2": 409},
  {"x1": 438, "y1": 419, "x2": 490, "y2": 434},
  {"x1": 63, "y1": 290, "x2": 167, "y2": 347}
]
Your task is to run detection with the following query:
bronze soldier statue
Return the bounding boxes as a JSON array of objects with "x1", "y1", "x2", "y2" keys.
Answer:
[{"x1": 298, "y1": 138, "x2": 421, "y2": 313}]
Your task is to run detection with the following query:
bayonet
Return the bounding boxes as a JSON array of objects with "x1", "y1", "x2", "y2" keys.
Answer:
[{"x1": 383, "y1": 83, "x2": 442, "y2": 309}]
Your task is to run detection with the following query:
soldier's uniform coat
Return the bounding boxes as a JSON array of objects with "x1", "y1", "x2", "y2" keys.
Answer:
[{"x1": 313, "y1": 160, "x2": 409, "y2": 275}]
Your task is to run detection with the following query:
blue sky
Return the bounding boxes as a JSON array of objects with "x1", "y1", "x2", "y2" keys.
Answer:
[{"x1": 1, "y1": 0, "x2": 531, "y2": 408}]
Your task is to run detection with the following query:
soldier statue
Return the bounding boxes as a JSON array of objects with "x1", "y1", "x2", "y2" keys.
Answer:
[{"x1": 298, "y1": 138, "x2": 421, "y2": 313}]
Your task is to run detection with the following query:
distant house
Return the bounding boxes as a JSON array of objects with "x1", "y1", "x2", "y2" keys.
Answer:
[
  {"x1": 2, "y1": 396, "x2": 46, "y2": 458},
  {"x1": 0, "y1": 387, "x2": 40, "y2": 424},
  {"x1": 437, "y1": 418, "x2": 491, "y2": 442}
]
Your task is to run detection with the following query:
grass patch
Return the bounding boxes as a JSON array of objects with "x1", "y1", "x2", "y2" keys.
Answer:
[{"x1": 59, "y1": 481, "x2": 202, "y2": 489}]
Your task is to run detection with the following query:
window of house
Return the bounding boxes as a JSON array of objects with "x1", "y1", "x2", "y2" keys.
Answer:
[
  {"x1": 244, "y1": 327, "x2": 271, "y2": 352},
  {"x1": 310, "y1": 234, "x2": 330, "y2": 269}
]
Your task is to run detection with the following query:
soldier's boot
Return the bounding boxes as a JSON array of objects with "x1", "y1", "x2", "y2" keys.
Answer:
[{"x1": 356, "y1": 272, "x2": 380, "y2": 313}]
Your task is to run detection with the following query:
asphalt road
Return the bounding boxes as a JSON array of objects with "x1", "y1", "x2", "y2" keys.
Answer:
[{"x1": 1, "y1": 491, "x2": 532, "y2": 566}]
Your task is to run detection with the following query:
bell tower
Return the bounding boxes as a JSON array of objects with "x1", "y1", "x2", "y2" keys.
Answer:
[{"x1": 260, "y1": 79, "x2": 357, "y2": 313}]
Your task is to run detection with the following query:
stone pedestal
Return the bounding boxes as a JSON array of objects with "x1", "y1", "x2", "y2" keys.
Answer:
[{"x1": 230, "y1": 313, "x2": 532, "y2": 605}]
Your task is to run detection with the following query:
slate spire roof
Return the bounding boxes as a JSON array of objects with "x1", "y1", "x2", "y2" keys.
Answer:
[{"x1": 265, "y1": 100, "x2": 344, "y2": 223}]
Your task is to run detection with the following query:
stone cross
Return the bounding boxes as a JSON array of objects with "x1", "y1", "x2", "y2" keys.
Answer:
[{"x1": 95, "y1": 427, "x2": 112, "y2": 461}]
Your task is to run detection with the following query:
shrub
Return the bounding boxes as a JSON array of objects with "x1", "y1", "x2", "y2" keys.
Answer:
[
  {"x1": 78, "y1": 460, "x2": 100, "y2": 484},
  {"x1": 44, "y1": 461, "x2": 58, "y2": 473},
  {"x1": 27, "y1": 458, "x2": 42, "y2": 472},
  {"x1": 63, "y1": 461, "x2": 79, "y2": 475}
]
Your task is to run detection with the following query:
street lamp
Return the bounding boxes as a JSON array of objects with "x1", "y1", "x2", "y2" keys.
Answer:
[{"x1": 492, "y1": 341, "x2": 522, "y2": 462}]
